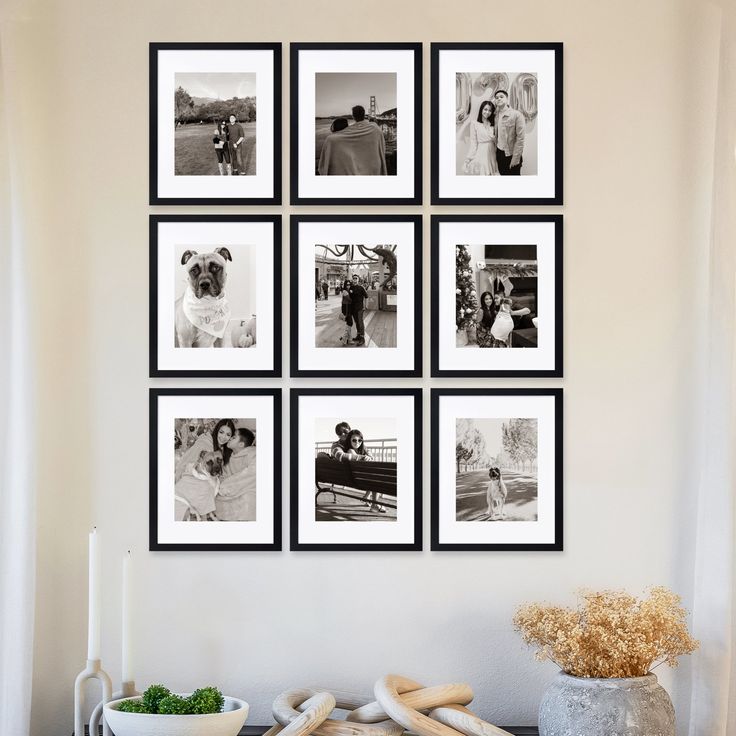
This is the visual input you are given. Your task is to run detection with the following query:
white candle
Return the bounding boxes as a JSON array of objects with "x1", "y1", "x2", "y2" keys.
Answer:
[
  {"x1": 87, "y1": 528, "x2": 101, "y2": 660},
  {"x1": 121, "y1": 550, "x2": 132, "y2": 682}
]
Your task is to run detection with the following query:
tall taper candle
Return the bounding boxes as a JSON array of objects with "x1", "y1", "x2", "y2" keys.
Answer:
[
  {"x1": 121, "y1": 550, "x2": 132, "y2": 682},
  {"x1": 87, "y1": 527, "x2": 101, "y2": 660}
]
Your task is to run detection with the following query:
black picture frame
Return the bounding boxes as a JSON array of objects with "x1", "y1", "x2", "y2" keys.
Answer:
[
  {"x1": 149, "y1": 388, "x2": 282, "y2": 552},
  {"x1": 430, "y1": 42, "x2": 563, "y2": 205},
  {"x1": 430, "y1": 388, "x2": 563, "y2": 552},
  {"x1": 149, "y1": 42, "x2": 282, "y2": 205},
  {"x1": 290, "y1": 42, "x2": 423, "y2": 205},
  {"x1": 290, "y1": 214, "x2": 423, "y2": 378},
  {"x1": 149, "y1": 214, "x2": 282, "y2": 378},
  {"x1": 290, "y1": 388, "x2": 423, "y2": 551},
  {"x1": 430, "y1": 214, "x2": 563, "y2": 378}
]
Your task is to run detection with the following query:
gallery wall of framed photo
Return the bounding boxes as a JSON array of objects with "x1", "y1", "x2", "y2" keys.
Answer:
[{"x1": 148, "y1": 41, "x2": 564, "y2": 553}]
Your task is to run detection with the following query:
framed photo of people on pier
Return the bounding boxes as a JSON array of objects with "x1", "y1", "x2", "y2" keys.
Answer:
[
  {"x1": 431, "y1": 215, "x2": 563, "y2": 378},
  {"x1": 290, "y1": 215, "x2": 423, "y2": 377},
  {"x1": 431, "y1": 42, "x2": 563, "y2": 205},
  {"x1": 290, "y1": 388, "x2": 423, "y2": 551},
  {"x1": 290, "y1": 42, "x2": 422, "y2": 205},
  {"x1": 431, "y1": 388, "x2": 563, "y2": 552}
]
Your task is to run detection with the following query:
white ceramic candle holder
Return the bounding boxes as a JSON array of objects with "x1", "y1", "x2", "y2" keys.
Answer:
[
  {"x1": 73, "y1": 659, "x2": 113, "y2": 736},
  {"x1": 89, "y1": 680, "x2": 138, "y2": 736}
]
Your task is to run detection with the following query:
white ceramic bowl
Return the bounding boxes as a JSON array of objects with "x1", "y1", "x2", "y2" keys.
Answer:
[{"x1": 103, "y1": 694, "x2": 248, "y2": 736}]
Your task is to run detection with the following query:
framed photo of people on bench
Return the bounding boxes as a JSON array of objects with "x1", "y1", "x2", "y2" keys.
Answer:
[
  {"x1": 149, "y1": 215, "x2": 281, "y2": 378},
  {"x1": 290, "y1": 215, "x2": 422, "y2": 377},
  {"x1": 431, "y1": 388, "x2": 563, "y2": 551},
  {"x1": 150, "y1": 42, "x2": 281, "y2": 205},
  {"x1": 150, "y1": 388, "x2": 282, "y2": 551},
  {"x1": 431, "y1": 215, "x2": 562, "y2": 378},
  {"x1": 290, "y1": 388, "x2": 422, "y2": 551},
  {"x1": 431, "y1": 43, "x2": 563, "y2": 205},
  {"x1": 290, "y1": 43, "x2": 422, "y2": 205}
]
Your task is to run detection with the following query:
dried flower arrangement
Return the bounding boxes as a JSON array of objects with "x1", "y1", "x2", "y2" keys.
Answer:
[{"x1": 513, "y1": 587, "x2": 698, "y2": 679}]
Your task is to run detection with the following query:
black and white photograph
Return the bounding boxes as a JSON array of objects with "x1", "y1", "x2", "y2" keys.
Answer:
[
  {"x1": 431, "y1": 43, "x2": 562, "y2": 204},
  {"x1": 291, "y1": 43, "x2": 422, "y2": 204},
  {"x1": 431, "y1": 388, "x2": 562, "y2": 551},
  {"x1": 431, "y1": 215, "x2": 562, "y2": 377},
  {"x1": 151, "y1": 389, "x2": 281, "y2": 551},
  {"x1": 313, "y1": 242, "x2": 398, "y2": 349},
  {"x1": 314, "y1": 417, "x2": 398, "y2": 521},
  {"x1": 291, "y1": 389, "x2": 422, "y2": 551},
  {"x1": 292, "y1": 216, "x2": 422, "y2": 377},
  {"x1": 150, "y1": 215, "x2": 281, "y2": 377},
  {"x1": 150, "y1": 43, "x2": 281, "y2": 204},
  {"x1": 315, "y1": 72, "x2": 397, "y2": 176}
]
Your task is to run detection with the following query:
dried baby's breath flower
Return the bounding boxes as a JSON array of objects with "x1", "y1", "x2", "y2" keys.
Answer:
[{"x1": 513, "y1": 587, "x2": 698, "y2": 678}]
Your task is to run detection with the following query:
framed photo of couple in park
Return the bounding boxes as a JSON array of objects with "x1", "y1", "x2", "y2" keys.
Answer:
[
  {"x1": 290, "y1": 43, "x2": 422, "y2": 205},
  {"x1": 431, "y1": 215, "x2": 563, "y2": 378},
  {"x1": 431, "y1": 43, "x2": 563, "y2": 205},
  {"x1": 150, "y1": 42, "x2": 281, "y2": 205},
  {"x1": 290, "y1": 389, "x2": 422, "y2": 551},
  {"x1": 431, "y1": 388, "x2": 563, "y2": 551},
  {"x1": 150, "y1": 388, "x2": 282, "y2": 551},
  {"x1": 149, "y1": 215, "x2": 281, "y2": 378},
  {"x1": 290, "y1": 215, "x2": 422, "y2": 377}
]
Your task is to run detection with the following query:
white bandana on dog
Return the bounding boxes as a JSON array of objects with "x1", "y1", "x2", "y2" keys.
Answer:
[{"x1": 182, "y1": 287, "x2": 231, "y2": 339}]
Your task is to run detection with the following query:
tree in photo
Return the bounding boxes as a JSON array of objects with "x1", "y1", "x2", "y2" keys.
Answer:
[
  {"x1": 502, "y1": 418, "x2": 538, "y2": 472},
  {"x1": 175, "y1": 86, "x2": 195, "y2": 124},
  {"x1": 456, "y1": 419, "x2": 488, "y2": 472},
  {"x1": 456, "y1": 244, "x2": 479, "y2": 330}
]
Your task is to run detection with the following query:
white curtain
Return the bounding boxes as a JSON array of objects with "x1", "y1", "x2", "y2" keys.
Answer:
[
  {"x1": 0, "y1": 24, "x2": 36, "y2": 736},
  {"x1": 688, "y1": 1, "x2": 736, "y2": 734}
]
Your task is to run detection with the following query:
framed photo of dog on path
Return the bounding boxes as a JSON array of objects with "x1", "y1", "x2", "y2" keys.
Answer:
[
  {"x1": 150, "y1": 42, "x2": 281, "y2": 205},
  {"x1": 290, "y1": 43, "x2": 422, "y2": 205},
  {"x1": 290, "y1": 388, "x2": 422, "y2": 551},
  {"x1": 431, "y1": 388, "x2": 563, "y2": 551},
  {"x1": 431, "y1": 43, "x2": 563, "y2": 205},
  {"x1": 149, "y1": 215, "x2": 281, "y2": 378},
  {"x1": 290, "y1": 215, "x2": 422, "y2": 378},
  {"x1": 150, "y1": 388, "x2": 282, "y2": 551}
]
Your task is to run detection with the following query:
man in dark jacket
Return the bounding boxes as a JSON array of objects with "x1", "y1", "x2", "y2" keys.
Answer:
[{"x1": 348, "y1": 273, "x2": 368, "y2": 345}]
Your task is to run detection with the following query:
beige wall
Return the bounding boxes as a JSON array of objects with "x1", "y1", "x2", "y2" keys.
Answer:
[{"x1": 3, "y1": 0, "x2": 718, "y2": 733}]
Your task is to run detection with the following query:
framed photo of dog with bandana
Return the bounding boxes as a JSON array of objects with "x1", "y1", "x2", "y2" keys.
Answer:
[
  {"x1": 431, "y1": 43, "x2": 563, "y2": 205},
  {"x1": 431, "y1": 388, "x2": 562, "y2": 551},
  {"x1": 290, "y1": 215, "x2": 422, "y2": 378},
  {"x1": 431, "y1": 214, "x2": 563, "y2": 378},
  {"x1": 150, "y1": 42, "x2": 281, "y2": 205},
  {"x1": 290, "y1": 388, "x2": 422, "y2": 551},
  {"x1": 150, "y1": 388, "x2": 281, "y2": 551},
  {"x1": 149, "y1": 215, "x2": 281, "y2": 378}
]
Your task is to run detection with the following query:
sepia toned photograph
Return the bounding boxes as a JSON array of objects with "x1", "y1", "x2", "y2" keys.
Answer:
[
  {"x1": 456, "y1": 72, "x2": 538, "y2": 177},
  {"x1": 174, "y1": 417, "x2": 257, "y2": 522},
  {"x1": 314, "y1": 417, "x2": 398, "y2": 521},
  {"x1": 315, "y1": 72, "x2": 397, "y2": 176},
  {"x1": 455, "y1": 417, "x2": 538, "y2": 522},
  {"x1": 314, "y1": 243, "x2": 398, "y2": 348}
]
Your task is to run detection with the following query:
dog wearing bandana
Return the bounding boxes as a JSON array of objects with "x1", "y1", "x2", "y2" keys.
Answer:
[{"x1": 175, "y1": 247, "x2": 233, "y2": 348}]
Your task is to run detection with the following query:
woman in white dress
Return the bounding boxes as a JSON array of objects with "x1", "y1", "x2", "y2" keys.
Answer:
[{"x1": 463, "y1": 101, "x2": 499, "y2": 176}]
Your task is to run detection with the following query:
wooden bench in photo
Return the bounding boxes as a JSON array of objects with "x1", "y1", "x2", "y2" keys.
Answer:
[{"x1": 315, "y1": 454, "x2": 398, "y2": 510}]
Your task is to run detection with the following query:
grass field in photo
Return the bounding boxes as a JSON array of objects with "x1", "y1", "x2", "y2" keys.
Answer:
[{"x1": 175, "y1": 122, "x2": 257, "y2": 176}]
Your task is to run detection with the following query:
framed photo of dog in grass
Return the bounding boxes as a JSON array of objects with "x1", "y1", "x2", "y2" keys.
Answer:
[
  {"x1": 149, "y1": 215, "x2": 281, "y2": 378},
  {"x1": 290, "y1": 215, "x2": 422, "y2": 378},
  {"x1": 290, "y1": 43, "x2": 422, "y2": 205},
  {"x1": 290, "y1": 388, "x2": 422, "y2": 551},
  {"x1": 150, "y1": 42, "x2": 281, "y2": 205},
  {"x1": 431, "y1": 43, "x2": 563, "y2": 205},
  {"x1": 431, "y1": 388, "x2": 563, "y2": 551},
  {"x1": 431, "y1": 215, "x2": 563, "y2": 378},
  {"x1": 150, "y1": 388, "x2": 281, "y2": 551}
]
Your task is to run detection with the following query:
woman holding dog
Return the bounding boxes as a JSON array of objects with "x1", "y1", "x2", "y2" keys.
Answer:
[
  {"x1": 175, "y1": 418, "x2": 236, "y2": 482},
  {"x1": 475, "y1": 291, "x2": 498, "y2": 348}
]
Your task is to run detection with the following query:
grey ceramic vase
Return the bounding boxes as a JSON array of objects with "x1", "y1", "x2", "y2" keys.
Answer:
[{"x1": 538, "y1": 671, "x2": 675, "y2": 736}]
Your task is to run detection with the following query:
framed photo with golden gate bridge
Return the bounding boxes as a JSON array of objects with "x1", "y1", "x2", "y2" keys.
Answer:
[
  {"x1": 431, "y1": 42, "x2": 563, "y2": 205},
  {"x1": 290, "y1": 42, "x2": 422, "y2": 205}
]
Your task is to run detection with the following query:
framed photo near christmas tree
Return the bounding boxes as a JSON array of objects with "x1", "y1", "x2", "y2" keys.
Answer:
[
  {"x1": 431, "y1": 215, "x2": 562, "y2": 378},
  {"x1": 431, "y1": 42, "x2": 563, "y2": 205},
  {"x1": 431, "y1": 388, "x2": 563, "y2": 551},
  {"x1": 290, "y1": 215, "x2": 423, "y2": 378}
]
